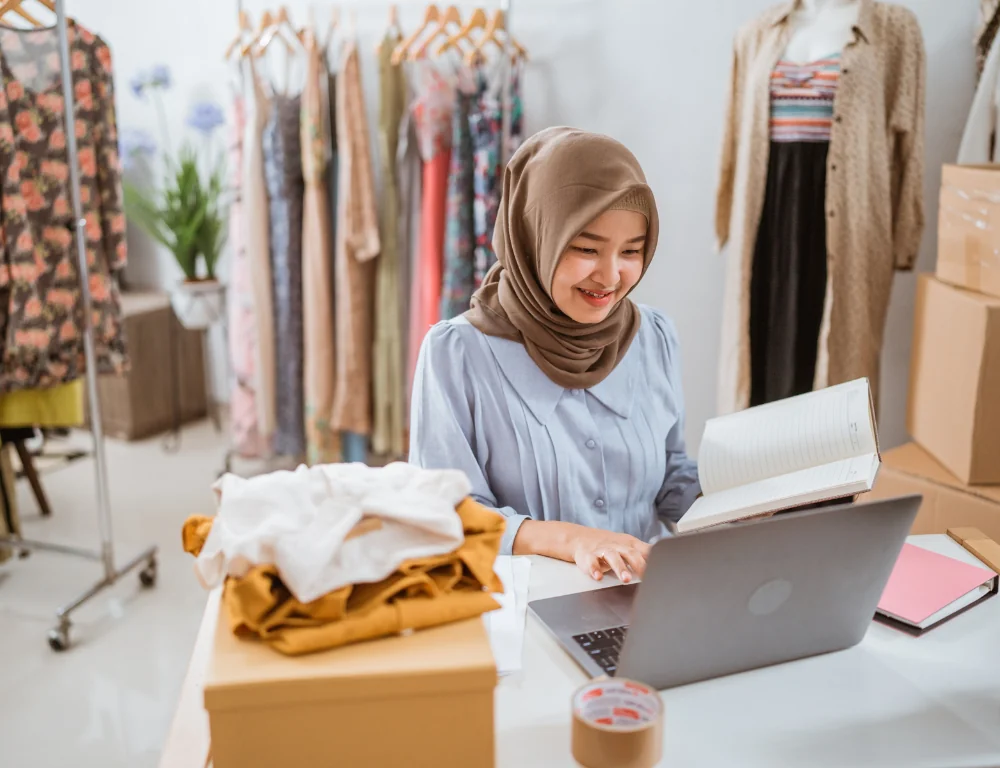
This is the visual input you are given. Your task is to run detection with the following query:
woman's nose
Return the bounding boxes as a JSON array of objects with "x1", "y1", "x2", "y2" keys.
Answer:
[{"x1": 593, "y1": 253, "x2": 622, "y2": 286}]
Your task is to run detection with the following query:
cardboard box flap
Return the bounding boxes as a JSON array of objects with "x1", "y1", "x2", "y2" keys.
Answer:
[
  {"x1": 204, "y1": 609, "x2": 497, "y2": 713},
  {"x1": 883, "y1": 444, "x2": 1000, "y2": 505}
]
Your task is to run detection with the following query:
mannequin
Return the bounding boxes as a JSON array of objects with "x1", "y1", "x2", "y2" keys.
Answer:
[{"x1": 784, "y1": 0, "x2": 861, "y2": 62}]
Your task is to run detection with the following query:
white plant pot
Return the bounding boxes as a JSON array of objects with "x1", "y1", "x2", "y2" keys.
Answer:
[{"x1": 170, "y1": 280, "x2": 226, "y2": 330}]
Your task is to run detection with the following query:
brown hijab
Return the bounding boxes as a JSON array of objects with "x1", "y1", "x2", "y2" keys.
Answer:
[{"x1": 464, "y1": 127, "x2": 659, "y2": 389}]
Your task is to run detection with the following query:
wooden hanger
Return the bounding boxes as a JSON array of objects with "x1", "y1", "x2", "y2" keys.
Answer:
[
  {"x1": 223, "y1": 9, "x2": 252, "y2": 61},
  {"x1": 0, "y1": 0, "x2": 44, "y2": 27},
  {"x1": 435, "y1": 6, "x2": 484, "y2": 57},
  {"x1": 465, "y1": 9, "x2": 527, "y2": 66},
  {"x1": 390, "y1": 4, "x2": 439, "y2": 66},
  {"x1": 410, "y1": 4, "x2": 462, "y2": 60},
  {"x1": 254, "y1": 6, "x2": 302, "y2": 57}
]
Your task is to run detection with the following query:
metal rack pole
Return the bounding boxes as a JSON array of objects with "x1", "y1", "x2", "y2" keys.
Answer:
[
  {"x1": 500, "y1": 0, "x2": 513, "y2": 167},
  {"x1": 0, "y1": 0, "x2": 158, "y2": 652}
]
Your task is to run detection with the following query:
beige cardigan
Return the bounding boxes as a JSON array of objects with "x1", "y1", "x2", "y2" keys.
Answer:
[{"x1": 715, "y1": 0, "x2": 925, "y2": 414}]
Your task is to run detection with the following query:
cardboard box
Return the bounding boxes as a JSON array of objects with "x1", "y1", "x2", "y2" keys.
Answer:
[
  {"x1": 907, "y1": 275, "x2": 1000, "y2": 484},
  {"x1": 86, "y1": 292, "x2": 207, "y2": 440},
  {"x1": 204, "y1": 609, "x2": 497, "y2": 768},
  {"x1": 868, "y1": 443, "x2": 1000, "y2": 542},
  {"x1": 938, "y1": 164, "x2": 1000, "y2": 298}
]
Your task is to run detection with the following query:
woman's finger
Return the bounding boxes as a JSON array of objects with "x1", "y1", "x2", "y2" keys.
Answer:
[
  {"x1": 620, "y1": 547, "x2": 647, "y2": 578},
  {"x1": 601, "y1": 548, "x2": 633, "y2": 584},
  {"x1": 576, "y1": 550, "x2": 604, "y2": 581}
]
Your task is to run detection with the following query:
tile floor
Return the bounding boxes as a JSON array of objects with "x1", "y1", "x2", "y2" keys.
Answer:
[{"x1": 0, "y1": 420, "x2": 227, "y2": 768}]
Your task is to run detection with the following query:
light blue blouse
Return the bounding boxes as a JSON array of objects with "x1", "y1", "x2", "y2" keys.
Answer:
[{"x1": 409, "y1": 306, "x2": 701, "y2": 555}]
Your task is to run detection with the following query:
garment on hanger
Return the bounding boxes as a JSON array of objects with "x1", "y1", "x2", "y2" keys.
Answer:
[
  {"x1": 0, "y1": 21, "x2": 127, "y2": 392},
  {"x1": 243, "y1": 58, "x2": 276, "y2": 453},
  {"x1": 397, "y1": 68, "x2": 423, "y2": 419},
  {"x1": 439, "y1": 69, "x2": 476, "y2": 320},
  {"x1": 263, "y1": 88, "x2": 305, "y2": 458},
  {"x1": 715, "y1": 0, "x2": 925, "y2": 415},
  {"x1": 978, "y1": 0, "x2": 1000, "y2": 79},
  {"x1": 0, "y1": 379, "x2": 82, "y2": 426},
  {"x1": 227, "y1": 70, "x2": 262, "y2": 458},
  {"x1": 331, "y1": 40, "x2": 380, "y2": 440},
  {"x1": 372, "y1": 31, "x2": 408, "y2": 458},
  {"x1": 301, "y1": 30, "x2": 338, "y2": 466},
  {"x1": 407, "y1": 61, "x2": 453, "y2": 390},
  {"x1": 960, "y1": 31, "x2": 1000, "y2": 163},
  {"x1": 749, "y1": 57, "x2": 840, "y2": 406},
  {"x1": 469, "y1": 59, "x2": 524, "y2": 288}
]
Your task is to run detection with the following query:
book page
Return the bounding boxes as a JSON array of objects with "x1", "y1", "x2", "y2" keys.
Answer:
[
  {"x1": 698, "y1": 379, "x2": 876, "y2": 495},
  {"x1": 677, "y1": 452, "x2": 879, "y2": 533}
]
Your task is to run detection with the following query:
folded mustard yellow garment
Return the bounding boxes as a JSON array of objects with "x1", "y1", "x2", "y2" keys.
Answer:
[{"x1": 182, "y1": 499, "x2": 505, "y2": 656}]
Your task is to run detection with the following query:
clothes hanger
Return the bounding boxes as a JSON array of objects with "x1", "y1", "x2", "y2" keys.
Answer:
[
  {"x1": 390, "y1": 4, "x2": 439, "y2": 66},
  {"x1": 375, "y1": 4, "x2": 402, "y2": 54},
  {"x1": 0, "y1": 0, "x2": 45, "y2": 27},
  {"x1": 435, "y1": 6, "x2": 484, "y2": 57},
  {"x1": 256, "y1": 6, "x2": 304, "y2": 58},
  {"x1": 240, "y1": 10, "x2": 273, "y2": 57},
  {"x1": 410, "y1": 4, "x2": 463, "y2": 60},
  {"x1": 465, "y1": 9, "x2": 528, "y2": 66},
  {"x1": 223, "y1": 9, "x2": 252, "y2": 61}
]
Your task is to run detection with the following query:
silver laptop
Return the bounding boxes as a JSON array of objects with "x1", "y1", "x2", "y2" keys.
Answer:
[{"x1": 529, "y1": 495, "x2": 920, "y2": 689}]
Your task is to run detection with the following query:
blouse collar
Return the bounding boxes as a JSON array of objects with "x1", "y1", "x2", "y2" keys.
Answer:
[{"x1": 483, "y1": 333, "x2": 635, "y2": 424}]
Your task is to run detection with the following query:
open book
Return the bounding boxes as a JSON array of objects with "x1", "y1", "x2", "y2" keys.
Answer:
[{"x1": 676, "y1": 378, "x2": 880, "y2": 534}]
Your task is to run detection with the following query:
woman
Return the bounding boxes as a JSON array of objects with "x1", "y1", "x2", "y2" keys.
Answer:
[{"x1": 410, "y1": 127, "x2": 700, "y2": 583}]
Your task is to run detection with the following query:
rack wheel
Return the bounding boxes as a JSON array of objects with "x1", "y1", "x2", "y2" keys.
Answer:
[
  {"x1": 139, "y1": 560, "x2": 157, "y2": 588},
  {"x1": 48, "y1": 625, "x2": 70, "y2": 652}
]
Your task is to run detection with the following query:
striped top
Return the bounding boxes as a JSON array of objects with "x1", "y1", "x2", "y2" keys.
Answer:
[{"x1": 769, "y1": 55, "x2": 841, "y2": 142}]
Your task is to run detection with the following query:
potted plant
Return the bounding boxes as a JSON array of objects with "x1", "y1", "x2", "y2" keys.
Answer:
[{"x1": 121, "y1": 65, "x2": 228, "y2": 330}]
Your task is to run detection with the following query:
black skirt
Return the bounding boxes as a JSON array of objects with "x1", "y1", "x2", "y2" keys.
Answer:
[{"x1": 749, "y1": 141, "x2": 829, "y2": 407}]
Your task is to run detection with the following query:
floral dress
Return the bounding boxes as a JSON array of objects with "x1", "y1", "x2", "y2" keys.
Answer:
[
  {"x1": 0, "y1": 21, "x2": 127, "y2": 392},
  {"x1": 469, "y1": 59, "x2": 523, "y2": 288}
]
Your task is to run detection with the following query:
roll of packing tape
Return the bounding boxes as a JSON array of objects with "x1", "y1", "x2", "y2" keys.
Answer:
[{"x1": 571, "y1": 678, "x2": 663, "y2": 768}]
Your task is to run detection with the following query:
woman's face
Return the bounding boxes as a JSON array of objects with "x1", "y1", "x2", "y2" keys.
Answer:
[{"x1": 550, "y1": 208, "x2": 647, "y2": 324}]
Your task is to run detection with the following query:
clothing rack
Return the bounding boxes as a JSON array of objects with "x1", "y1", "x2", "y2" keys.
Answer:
[{"x1": 0, "y1": 0, "x2": 158, "y2": 652}]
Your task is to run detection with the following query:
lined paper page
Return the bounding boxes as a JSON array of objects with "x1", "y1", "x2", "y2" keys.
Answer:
[
  {"x1": 697, "y1": 379, "x2": 876, "y2": 495},
  {"x1": 677, "y1": 452, "x2": 879, "y2": 533}
]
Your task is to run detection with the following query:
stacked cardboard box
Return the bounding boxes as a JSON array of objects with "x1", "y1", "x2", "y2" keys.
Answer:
[{"x1": 874, "y1": 165, "x2": 1000, "y2": 535}]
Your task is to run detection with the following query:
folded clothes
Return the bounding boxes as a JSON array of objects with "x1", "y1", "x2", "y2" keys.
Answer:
[
  {"x1": 195, "y1": 461, "x2": 472, "y2": 603},
  {"x1": 183, "y1": 498, "x2": 505, "y2": 656}
]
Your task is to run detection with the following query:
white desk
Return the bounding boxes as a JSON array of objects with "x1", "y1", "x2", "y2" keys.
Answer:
[{"x1": 161, "y1": 536, "x2": 1000, "y2": 768}]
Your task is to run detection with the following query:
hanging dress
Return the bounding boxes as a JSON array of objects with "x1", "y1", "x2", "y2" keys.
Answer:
[
  {"x1": 371, "y1": 32, "x2": 408, "y2": 458},
  {"x1": 242, "y1": 58, "x2": 276, "y2": 452},
  {"x1": 226, "y1": 64, "x2": 261, "y2": 457},
  {"x1": 301, "y1": 30, "x2": 338, "y2": 466},
  {"x1": 331, "y1": 40, "x2": 380, "y2": 451},
  {"x1": 263, "y1": 89, "x2": 305, "y2": 457},
  {"x1": 749, "y1": 56, "x2": 840, "y2": 406},
  {"x1": 406, "y1": 60, "x2": 453, "y2": 389},
  {"x1": 468, "y1": 59, "x2": 524, "y2": 288}
]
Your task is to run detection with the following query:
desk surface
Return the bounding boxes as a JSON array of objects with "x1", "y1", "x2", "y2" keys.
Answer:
[{"x1": 160, "y1": 536, "x2": 1000, "y2": 768}]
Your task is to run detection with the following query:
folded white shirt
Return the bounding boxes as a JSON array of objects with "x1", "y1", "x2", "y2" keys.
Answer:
[{"x1": 196, "y1": 462, "x2": 471, "y2": 603}]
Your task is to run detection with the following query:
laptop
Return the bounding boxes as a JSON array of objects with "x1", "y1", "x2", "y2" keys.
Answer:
[{"x1": 529, "y1": 495, "x2": 920, "y2": 689}]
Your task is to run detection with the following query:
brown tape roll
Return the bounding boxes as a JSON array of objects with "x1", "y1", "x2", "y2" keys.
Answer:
[{"x1": 570, "y1": 678, "x2": 663, "y2": 768}]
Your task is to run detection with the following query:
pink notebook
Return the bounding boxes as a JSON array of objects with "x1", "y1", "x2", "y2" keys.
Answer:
[{"x1": 877, "y1": 543, "x2": 998, "y2": 630}]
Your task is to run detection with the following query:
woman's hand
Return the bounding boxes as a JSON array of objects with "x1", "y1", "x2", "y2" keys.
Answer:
[
  {"x1": 512, "y1": 520, "x2": 651, "y2": 583},
  {"x1": 571, "y1": 529, "x2": 650, "y2": 584}
]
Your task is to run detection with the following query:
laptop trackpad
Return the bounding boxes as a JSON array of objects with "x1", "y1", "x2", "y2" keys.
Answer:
[{"x1": 579, "y1": 583, "x2": 639, "y2": 627}]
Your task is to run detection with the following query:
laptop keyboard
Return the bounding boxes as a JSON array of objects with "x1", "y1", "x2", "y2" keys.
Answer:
[{"x1": 572, "y1": 625, "x2": 629, "y2": 675}]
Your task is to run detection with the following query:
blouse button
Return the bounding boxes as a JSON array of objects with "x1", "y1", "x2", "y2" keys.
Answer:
[
  {"x1": 586, "y1": 439, "x2": 597, "y2": 449},
  {"x1": 570, "y1": 389, "x2": 580, "y2": 396},
  {"x1": 594, "y1": 499, "x2": 605, "y2": 509},
  {"x1": 835, "y1": 115, "x2": 843, "y2": 123}
]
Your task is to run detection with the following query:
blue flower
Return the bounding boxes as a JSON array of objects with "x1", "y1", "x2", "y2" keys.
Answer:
[
  {"x1": 129, "y1": 70, "x2": 147, "y2": 99},
  {"x1": 186, "y1": 101, "x2": 225, "y2": 136},
  {"x1": 148, "y1": 64, "x2": 171, "y2": 89},
  {"x1": 119, "y1": 127, "x2": 157, "y2": 170}
]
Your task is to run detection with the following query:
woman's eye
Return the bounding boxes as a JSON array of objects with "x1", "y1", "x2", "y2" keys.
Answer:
[
  {"x1": 622, "y1": 248, "x2": 643, "y2": 257},
  {"x1": 571, "y1": 246, "x2": 599, "y2": 256}
]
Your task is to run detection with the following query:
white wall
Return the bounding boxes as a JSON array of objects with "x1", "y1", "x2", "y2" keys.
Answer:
[{"x1": 70, "y1": 0, "x2": 979, "y2": 449}]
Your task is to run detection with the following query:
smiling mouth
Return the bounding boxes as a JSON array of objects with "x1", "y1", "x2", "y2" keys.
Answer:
[{"x1": 577, "y1": 287, "x2": 616, "y2": 306}]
